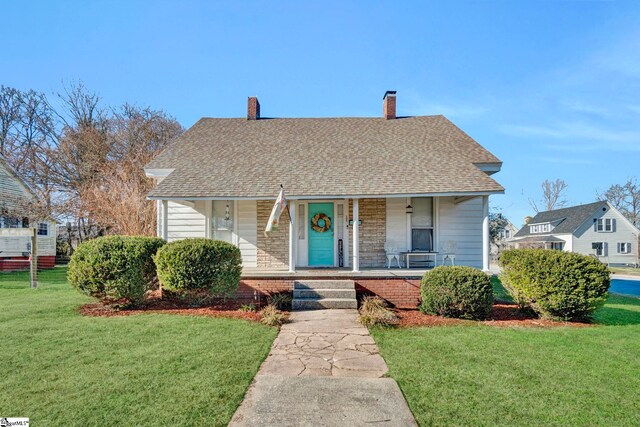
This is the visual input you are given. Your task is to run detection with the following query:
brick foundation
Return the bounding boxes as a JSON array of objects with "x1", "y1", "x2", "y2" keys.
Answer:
[
  {"x1": 237, "y1": 276, "x2": 421, "y2": 308},
  {"x1": 0, "y1": 256, "x2": 56, "y2": 272}
]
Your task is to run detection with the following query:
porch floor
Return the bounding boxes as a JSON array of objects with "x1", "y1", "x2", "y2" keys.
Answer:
[{"x1": 241, "y1": 267, "x2": 429, "y2": 279}]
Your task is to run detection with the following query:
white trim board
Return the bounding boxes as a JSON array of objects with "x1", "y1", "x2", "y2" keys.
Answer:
[{"x1": 148, "y1": 190, "x2": 504, "y2": 201}]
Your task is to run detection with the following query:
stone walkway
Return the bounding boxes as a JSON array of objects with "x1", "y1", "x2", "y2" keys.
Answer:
[
  {"x1": 230, "y1": 309, "x2": 417, "y2": 426},
  {"x1": 258, "y1": 309, "x2": 388, "y2": 378}
]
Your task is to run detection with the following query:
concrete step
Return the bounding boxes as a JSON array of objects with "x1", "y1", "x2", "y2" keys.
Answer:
[
  {"x1": 294, "y1": 280, "x2": 355, "y2": 290},
  {"x1": 292, "y1": 298, "x2": 358, "y2": 310},
  {"x1": 294, "y1": 288, "x2": 357, "y2": 300}
]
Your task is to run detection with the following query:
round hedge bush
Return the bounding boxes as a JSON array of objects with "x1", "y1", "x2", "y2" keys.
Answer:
[
  {"x1": 154, "y1": 238, "x2": 242, "y2": 298},
  {"x1": 420, "y1": 266, "x2": 494, "y2": 320},
  {"x1": 68, "y1": 236, "x2": 166, "y2": 306},
  {"x1": 499, "y1": 248, "x2": 610, "y2": 321}
]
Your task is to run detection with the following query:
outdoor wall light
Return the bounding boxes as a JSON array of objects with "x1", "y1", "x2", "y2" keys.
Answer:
[{"x1": 406, "y1": 205, "x2": 413, "y2": 214}]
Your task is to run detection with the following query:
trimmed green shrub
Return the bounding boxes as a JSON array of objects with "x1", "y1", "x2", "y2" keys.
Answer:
[
  {"x1": 68, "y1": 235, "x2": 166, "y2": 306},
  {"x1": 154, "y1": 238, "x2": 242, "y2": 299},
  {"x1": 420, "y1": 266, "x2": 494, "y2": 320},
  {"x1": 499, "y1": 248, "x2": 610, "y2": 321}
]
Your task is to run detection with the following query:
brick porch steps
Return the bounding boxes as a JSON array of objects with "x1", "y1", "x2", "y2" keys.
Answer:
[{"x1": 292, "y1": 280, "x2": 357, "y2": 310}]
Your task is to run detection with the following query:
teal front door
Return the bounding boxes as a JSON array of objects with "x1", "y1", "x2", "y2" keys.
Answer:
[{"x1": 308, "y1": 202, "x2": 334, "y2": 266}]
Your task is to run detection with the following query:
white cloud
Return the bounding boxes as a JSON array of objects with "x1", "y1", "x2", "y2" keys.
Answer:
[
  {"x1": 628, "y1": 105, "x2": 640, "y2": 114},
  {"x1": 560, "y1": 100, "x2": 609, "y2": 117},
  {"x1": 499, "y1": 122, "x2": 640, "y2": 151}
]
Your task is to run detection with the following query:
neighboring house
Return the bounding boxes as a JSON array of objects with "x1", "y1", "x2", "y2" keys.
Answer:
[
  {"x1": 509, "y1": 201, "x2": 639, "y2": 266},
  {"x1": 0, "y1": 157, "x2": 56, "y2": 271},
  {"x1": 490, "y1": 218, "x2": 519, "y2": 261},
  {"x1": 144, "y1": 92, "x2": 504, "y2": 306}
]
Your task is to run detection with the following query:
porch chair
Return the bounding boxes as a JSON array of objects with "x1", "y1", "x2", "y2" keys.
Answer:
[
  {"x1": 384, "y1": 241, "x2": 402, "y2": 268},
  {"x1": 440, "y1": 240, "x2": 457, "y2": 266}
]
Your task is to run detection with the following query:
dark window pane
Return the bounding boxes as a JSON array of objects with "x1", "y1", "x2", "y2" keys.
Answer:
[{"x1": 412, "y1": 229, "x2": 433, "y2": 251}]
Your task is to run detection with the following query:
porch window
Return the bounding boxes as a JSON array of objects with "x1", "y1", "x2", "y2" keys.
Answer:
[
  {"x1": 411, "y1": 197, "x2": 434, "y2": 251},
  {"x1": 212, "y1": 200, "x2": 234, "y2": 243}
]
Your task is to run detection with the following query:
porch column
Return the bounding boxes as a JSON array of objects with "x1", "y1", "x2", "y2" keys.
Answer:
[
  {"x1": 482, "y1": 195, "x2": 490, "y2": 272},
  {"x1": 156, "y1": 200, "x2": 162, "y2": 237},
  {"x1": 352, "y1": 198, "x2": 360, "y2": 272},
  {"x1": 288, "y1": 201, "x2": 296, "y2": 272},
  {"x1": 161, "y1": 200, "x2": 169, "y2": 241}
]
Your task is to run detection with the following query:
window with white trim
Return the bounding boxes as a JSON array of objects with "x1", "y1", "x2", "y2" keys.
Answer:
[
  {"x1": 411, "y1": 197, "x2": 434, "y2": 251},
  {"x1": 592, "y1": 242, "x2": 605, "y2": 256},
  {"x1": 596, "y1": 218, "x2": 614, "y2": 232},
  {"x1": 618, "y1": 242, "x2": 632, "y2": 254},
  {"x1": 529, "y1": 223, "x2": 551, "y2": 234},
  {"x1": 298, "y1": 204, "x2": 305, "y2": 239},
  {"x1": 550, "y1": 242, "x2": 563, "y2": 250},
  {"x1": 37, "y1": 222, "x2": 49, "y2": 236},
  {"x1": 211, "y1": 200, "x2": 234, "y2": 243}
]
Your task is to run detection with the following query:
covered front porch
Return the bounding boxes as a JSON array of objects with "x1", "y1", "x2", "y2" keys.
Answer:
[{"x1": 156, "y1": 195, "x2": 492, "y2": 275}]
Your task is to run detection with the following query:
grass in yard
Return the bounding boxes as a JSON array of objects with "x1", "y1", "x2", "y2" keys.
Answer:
[
  {"x1": 0, "y1": 267, "x2": 277, "y2": 427},
  {"x1": 491, "y1": 275, "x2": 513, "y2": 303},
  {"x1": 610, "y1": 266, "x2": 640, "y2": 277},
  {"x1": 373, "y1": 278, "x2": 640, "y2": 426}
]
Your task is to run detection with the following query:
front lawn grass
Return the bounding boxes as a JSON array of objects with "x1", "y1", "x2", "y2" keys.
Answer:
[
  {"x1": 0, "y1": 267, "x2": 277, "y2": 427},
  {"x1": 372, "y1": 279, "x2": 640, "y2": 426}
]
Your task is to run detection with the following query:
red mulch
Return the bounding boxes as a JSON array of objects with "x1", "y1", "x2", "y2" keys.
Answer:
[
  {"x1": 78, "y1": 292, "x2": 263, "y2": 322},
  {"x1": 395, "y1": 303, "x2": 593, "y2": 328}
]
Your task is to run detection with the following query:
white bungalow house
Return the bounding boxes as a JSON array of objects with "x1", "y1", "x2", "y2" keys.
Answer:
[
  {"x1": 144, "y1": 92, "x2": 504, "y2": 307},
  {"x1": 0, "y1": 157, "x2": 56, "y2": 271},
  {"x1": 508, "y1": 201, "x2": 639, "y2": 266}
]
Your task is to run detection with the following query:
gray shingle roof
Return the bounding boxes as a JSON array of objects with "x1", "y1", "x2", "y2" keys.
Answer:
[
  {"x1": 513, "y1": 201, "x2": 607, "y2": 238},
  {"x1": 146, "y1": 115, "x2": 503, "y2": 199}
]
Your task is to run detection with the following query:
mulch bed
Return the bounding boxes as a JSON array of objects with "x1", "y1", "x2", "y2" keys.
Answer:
[
  {"x1": 395, "y1": 303, "x2": 592, "y2": 328},
  {"x1": 79, "y1": 292, "x2": 263, "y2": 322}
]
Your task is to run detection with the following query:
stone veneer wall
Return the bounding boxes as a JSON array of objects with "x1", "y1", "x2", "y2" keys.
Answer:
[
  {"x1": 349, "y1": 198, "x2": 387, "y2": 268},
  {"x1": 256, "y1": 200, "x2": 289, "y2": 268}
]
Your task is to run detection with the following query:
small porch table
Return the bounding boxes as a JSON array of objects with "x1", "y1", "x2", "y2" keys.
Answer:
[{"x1": 401, "y1": 251, "x2": 438, "y2": 268}]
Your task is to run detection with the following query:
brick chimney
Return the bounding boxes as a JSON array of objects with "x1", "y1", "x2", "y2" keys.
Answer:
[
  {"x1": 247, "y1": 96, "x2": 260, "y2": 120},
  {"x1": 383, "y1": 91, "x2": 396, "y2": 119}
]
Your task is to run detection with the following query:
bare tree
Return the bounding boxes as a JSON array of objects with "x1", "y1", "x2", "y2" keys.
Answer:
[
  {"x1": 2, "y1": 81, "x2": 184, "y2": 242},
  {"x1": 529, "y1": 179, "x2": 568, "y2": 213},
  {"x1": 78, "y1": 105, "x2": 183, "y2": 235},
  {"x1": 599, "y1": 177, "x2": 640, "y2": 227},
  {"x1": 0, "y1": 86, "x2": 22, "y2": 156}
]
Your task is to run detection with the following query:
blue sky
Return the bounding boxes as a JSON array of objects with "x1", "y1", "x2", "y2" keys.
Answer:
[{"x1": 3, "y1": 0, "x2": 639, "y2": 225}]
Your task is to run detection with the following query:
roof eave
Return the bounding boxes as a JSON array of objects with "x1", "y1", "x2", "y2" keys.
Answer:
[{"x1": 147, "y1": 190, "x2": 505, "y2": 201}]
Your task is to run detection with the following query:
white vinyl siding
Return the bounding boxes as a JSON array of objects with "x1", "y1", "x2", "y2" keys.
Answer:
[
  {"x1": 573, "y1": 205, "x2": 637, "y2": 265},
  {"x1": 385, "y1": 198, "x2": 408, "y2": 251},
  {"x1": 0, "y1": 220, "x2": 57, "y2": 257},
  {"x1": 437, "y1": 196, "x2": 483, "y2": 269},
  {"x1": 166, "y1": 201, "x2": 206, "y2": 241},
  {"x1": 237, "y1": 200, "x2": 258, "y2": 267}
]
